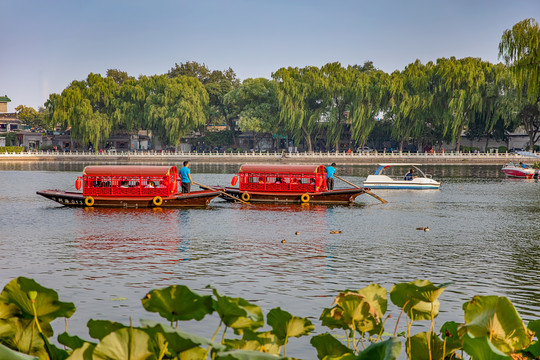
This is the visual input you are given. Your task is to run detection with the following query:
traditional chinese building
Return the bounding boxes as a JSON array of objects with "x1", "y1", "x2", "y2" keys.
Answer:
[{"x1": 0, "y1": 96, "x2": 21, "y2": 132}]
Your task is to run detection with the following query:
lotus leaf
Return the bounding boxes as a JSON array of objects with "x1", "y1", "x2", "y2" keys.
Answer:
[
  {"x1": 524, "y1": 320, "x2": 540, "y2": 356},
  {"x1": 462, "y1": 295, "x2": 532, "y2": 353},
  {"x1": 461, "y1": 333, "x2": 511, "y2": 360},
  {"x1": 87, "y1": 319, "x2": 126, "y2": 340},
  {"x1": 0, "y1": 317, "x2": 53, "y2": 356},
  {"x1": 320, "y1": 284, "x2": 387, "y2": 334},
  {"x1": 215, "y1": 349, "x2": 287, "y2": 359},
  {"x1": 65, "y1": 342, "x2": 95, "y2": 360},
  {"x1": 92, "y1": 327, "x2": 156, "y2": 360},
  {"x1": 141, "y1": 285, "x2": 213, "y2": 322},
  {"x1": 0, "y1": 301, "x2": 21, "y2": 319},
  {"x1": 39, "y1": 331, "x2": 70, "y2": 360},
  {"x1": 406, "y1": 331, "x2": 457, "y2": 360},
  {"x1": 356, "y1": 337, "x2": 402, "y2": 360},
  {"x1": 224, "y1": 330, "x2": 281, "y2": 354},
  {"x1": 439, "y1": 321, "x2": 462, "y2": 352},
  {"x1": 267, "y1": 307, "x2": 314, "y2": 342},
  {"x1": 0, "y1": 343, "x2": 38, "y2": 360},
  {"x1": 389, "y1": 280, "x2": 450, "y2": 321},
  {"x1": 0, "y1": 277, "x2": 75, "y2": 323},
  {"x1": 141, "y1": 319, "x2": 225, "y2": 354},
  {"x1": 212, "y1": 288, "x2": 264, "y2": 334},
  {"x1": 58, "y1": 332, "x2": 93, "y2": 351},
  {"x1": 310, "y1": 333, "x2": 353, "y2": 360}
]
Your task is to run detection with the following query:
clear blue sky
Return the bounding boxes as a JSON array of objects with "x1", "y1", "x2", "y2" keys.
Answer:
[{"x1": 1, "y1": 0, "x2": 538, "y2": 111}]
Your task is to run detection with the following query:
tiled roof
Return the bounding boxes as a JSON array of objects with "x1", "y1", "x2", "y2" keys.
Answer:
[{"x1": 0, "y1": 96, "x2": 11, "y2": 102}]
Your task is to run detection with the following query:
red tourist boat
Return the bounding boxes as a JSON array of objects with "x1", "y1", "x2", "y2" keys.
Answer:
[
  {"x1": 222, "y1": 164, "x2": 367, "y2": 204},
  {"x1": 37, "y1": 166, "x2": 222, "y2": 208}
]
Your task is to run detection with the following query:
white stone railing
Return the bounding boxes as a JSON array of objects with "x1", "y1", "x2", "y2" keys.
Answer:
[{"x1": 1, "y1": 150, "x2": 538, "y2": 159}]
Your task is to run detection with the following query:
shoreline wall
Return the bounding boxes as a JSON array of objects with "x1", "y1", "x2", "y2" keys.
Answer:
[{"x1": 0, "y1": 151, "x2": 536, "y2": 165}]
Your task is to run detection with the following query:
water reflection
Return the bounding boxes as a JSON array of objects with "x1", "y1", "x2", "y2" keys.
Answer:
[{"x1": 0, "y1": 165, "x2": 539, "y2": 359}]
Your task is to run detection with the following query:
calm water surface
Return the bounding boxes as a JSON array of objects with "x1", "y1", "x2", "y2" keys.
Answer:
[{"x1": 0, "y1": 162, "x2": 539, "y2": 358}]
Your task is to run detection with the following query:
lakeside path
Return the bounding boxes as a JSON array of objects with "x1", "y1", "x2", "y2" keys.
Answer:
[{"x1": 0, "y1": 150, "x2": 537, "y2": 165}]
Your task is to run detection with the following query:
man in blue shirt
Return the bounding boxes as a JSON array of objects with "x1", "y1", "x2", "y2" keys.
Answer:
[
  {"x1": 326, "y1": 162, "x2": 336, "y2": 190},
  {"x1": 180, "y1": 161, "x2": 193, "y2": 193}
]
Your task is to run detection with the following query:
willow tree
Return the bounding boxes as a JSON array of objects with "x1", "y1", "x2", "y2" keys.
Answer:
[
  {"x1": 142, "y1": 75, "x2": 208, "y2": 146},
  {"x1": 224, "y1": 78, "x2": 280, "y2": 150},
  {"x1": 112, "y1": 77, "x2": 147, "y2": 132},
  {"x1": 272, "y1": 66, "x2": 325, "y2": 152},
  {"x1": 435, "y1": 57, "x2": 488, "y2": 151},
  {"x1": 44, "y1": 74, "x2": 118, "y2": 149},
  {"x1": 389, "y1": 60, "x2": 434, "y2": 152},
  {"x1": 319, "y1": 62, "x2": 353, "y2": 150},
  {"x1": 499, "y1": 18, "x2": 540, "y2": 149},
  {"x1": 348, "y1": 66, "x2": 390, "y2": 149},
  {"x1": 168, "y1": 62, "x2": 241, "y2": 144}
]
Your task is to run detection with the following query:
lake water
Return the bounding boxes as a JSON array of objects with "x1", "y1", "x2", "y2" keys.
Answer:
[{"x1": 0, "y1": 162, "x2": 538, "y2": 358}]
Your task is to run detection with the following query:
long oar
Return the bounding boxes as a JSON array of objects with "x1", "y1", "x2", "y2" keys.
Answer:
[
  {"x1": 335, "y1": 175, "x2": 387, "y2": 204},
  {"x1": 193, "y1": 181, "x2": 251, "y2": 205}
]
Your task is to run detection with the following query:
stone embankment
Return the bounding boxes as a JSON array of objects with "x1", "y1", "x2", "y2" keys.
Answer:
[{"x1": 0, "y1": 150, "x2": 536, "y2": 165}]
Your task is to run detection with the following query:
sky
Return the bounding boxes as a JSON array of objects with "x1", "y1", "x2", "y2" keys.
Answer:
[{"x1": 1, "y1": 0, "x2": 538, "y2": 111}]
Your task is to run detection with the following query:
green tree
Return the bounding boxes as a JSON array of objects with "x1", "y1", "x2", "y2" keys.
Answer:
[
  {"x1": 389, "y1": 60, "x2": 433, "y2": 152},
  {"x1": 273, "y1": 66, "x2": 325, "y2": 152},
  {"x1": 499, "y1": 18, "x2": 540, "y2": 149},
  {"x1": 15, "y1": 105, "x2": 43, "y2": 129},
  {"x1": 224, "y1": 78, "x2": 280, "y2": 150}
]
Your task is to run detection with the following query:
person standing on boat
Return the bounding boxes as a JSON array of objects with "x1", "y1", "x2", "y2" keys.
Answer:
[
  {"x1": 180, "y1": 161, "x2": 193, "y2": 193},
  {"x1": 326, "y1": 163, "x2": 336, "y2": 190}
]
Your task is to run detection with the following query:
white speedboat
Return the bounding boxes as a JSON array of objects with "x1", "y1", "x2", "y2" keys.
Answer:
[{"x1": 363, "y1": 164, "x2": 441, "y2": 190}]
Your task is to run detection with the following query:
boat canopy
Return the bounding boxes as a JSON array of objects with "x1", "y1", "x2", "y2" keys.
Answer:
[
  {"x1": 83, "y1": 166, "x2": 177, "y2": 177},
  {"x1": 81, "y1": 166, "x2": 178, "y2": 197},
  {"x1": 236, "y1": 164, "x2": 326, "y2": 193},
  {"x1": 238, "y1": 164, "x2": 326, "y2": 174},
  {"x1": 374, "y1": 163, "x2": 427, "y2": 176}
]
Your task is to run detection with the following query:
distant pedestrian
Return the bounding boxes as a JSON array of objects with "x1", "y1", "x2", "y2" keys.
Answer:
[
  {"x1": 326, "y1": 163, "x2": 336, "y2": 190},
  {"x1": 180, "y1": 161, "x2": 193, "y2": 193}
]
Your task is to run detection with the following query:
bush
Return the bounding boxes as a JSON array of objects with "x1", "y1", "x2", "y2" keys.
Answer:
[
  {"x1": 498, "y1": 146, "x2": 508, "y2": 153},
  {"x1": 0, "y1": 146, "x2": 25, "y2": 153}
]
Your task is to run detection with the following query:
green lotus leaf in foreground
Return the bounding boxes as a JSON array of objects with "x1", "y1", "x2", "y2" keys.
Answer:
[
  {"x1": 406, "y1": 331, "x2": 458, "y2": 360},
  {"x1": 310, "y1": 333, "x2": 354, "y2": 360},
  {"x1": 0, "y1": 277, "x2": 75, "y2": 323},
  {"x1": 389, "y1": 280, "x2": 450, "y2": 321},
  {"x1": 211, "y1": 288, "x2": 264, "y2": 334},
  {"x1": 267, "y1": 307, "x2": 314, "y2": 341},
  {"x1": 91, "y1": 327, "x2": 155, "y2": 360},
  {"x1": 141, "y1": 319, "x2": 226, "y2": 354},
  {"x1": 320, "y1": 284, "x2": 387, "y2": 334},
  {"x1": 0, "y1": 317, "x2": 53, "y2": 356},
  {"x1": 87, "y1": 319, "x2": 126, "y2": 340},
  {"x1": 462, "y1": 295, "x2": 532, "y2": 354},
  {"x1": 461, "y1": 333, "x2": 511, "y2": 360},
  {"x1": 225, "y1": 329, "x2": 281, "y2": 355},
  {"x1": 356, "y1": 337, "x2": 402, "y2": 360},
  {"x1": 141, "y1": 285, "x2": 214, "y2": 322},
  {"x1": 0, "y1": 343, "x2": 38, "y2": 360},
  {"x1": 215, "y1": 349, "x2": 288, "y2": 360}
]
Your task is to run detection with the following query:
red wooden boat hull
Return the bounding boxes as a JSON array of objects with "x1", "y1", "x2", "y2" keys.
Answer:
[
  {"x1": 36, "y1": 189, "x2": 222, "y2": 208},
  {"x1": 222, "y1": 187, "x2": 366, "y2": 204}
]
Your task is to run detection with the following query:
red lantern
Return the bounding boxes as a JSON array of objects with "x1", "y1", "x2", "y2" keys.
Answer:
[
  {"x1": 75, "y1": 178, "x2": 82, "y2": 190},
  {"x1": 231, "y1": 176, "x2": 238, "y2": 186}
]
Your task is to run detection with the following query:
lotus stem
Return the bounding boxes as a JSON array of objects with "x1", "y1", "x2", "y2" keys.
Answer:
[
  {"x1": 158, "y1": 341, "x2": 168, "y2": 360},
  {"x1": 351, "y1": 323, "x2": 359, "y2": 354},
  {"x1": 394, "y1": 300, "x2": 410, "y2": 336},
  {"x1": 204, "y1": 320, "x2": 222, "y2": 360},
  {"x1": 376, "y1": 315, "x2": 391, "y2": 342},
  {"x1": 406, "y1": 312, "x2": 413, "y2": 360},
  {"x1": 442, "y1": 336, "x2": 447, "y2": 360},
  {"x1": 284, "y1": 334, "x2": 289, "y2": 357},
  {"x1": 220, "y1": 326, "x2": 228, "y2": 344},
  {"x1": 345, "y1": 330, "x2": 350, "y2": 348},
  {"x1": 30, "y1": 297, "x2": 43, "y2": 334}
]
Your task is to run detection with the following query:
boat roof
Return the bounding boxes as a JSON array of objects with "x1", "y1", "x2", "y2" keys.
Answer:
[
  {"x1": 377, "y1": 163, "x2": 424, "y2": 166},
  {"x1": 83, "y1": 166, "x2": 177, "y2": 177},
  {"x1": 239, "y1": 164, "x2": 325, "y2": 174}
]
